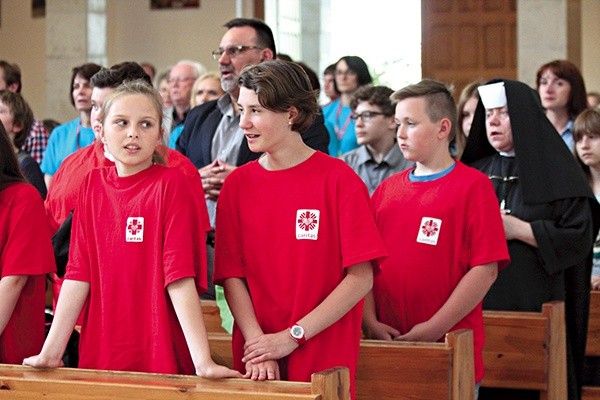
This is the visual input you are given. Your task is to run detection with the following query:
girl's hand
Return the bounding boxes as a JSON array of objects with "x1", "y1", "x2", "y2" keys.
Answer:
[
  {"x1": 196, "y1": 361, "x2": 243, "y2": 379},
  {"x1": 23, "y1": 354, "x2": 64, "y2": 369},
  {"x1": 362, "y1": 320, "x2": 400, "y2": 341},
  {"x1": 244, "y1": 359, "x2": 280, "y2": 381},
  {"x1": 242, "y1": 330, "x2": 298, "y2": 364}
]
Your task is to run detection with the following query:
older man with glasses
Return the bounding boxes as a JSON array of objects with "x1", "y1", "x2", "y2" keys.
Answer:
[
  {"x1": 175, "y1": 18, "x2": 329, "y2": 301},
  {"x1": 168, "y1": 59, "x2": 206, "y2": 131}
]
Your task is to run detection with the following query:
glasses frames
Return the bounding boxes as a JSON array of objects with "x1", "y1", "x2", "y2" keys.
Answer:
[
  {"x1": 212, "y1": 45, "x2": 263, "y2": 60},
  {"x1": 335, "y1": 69, "x2": 357, "y2": 77},
  {"x1": 350, "y1": 111, "x2": 389, "y2": 122},
  {"x1": 168, "y1": 77, "x2": 196, "y2": 85}
]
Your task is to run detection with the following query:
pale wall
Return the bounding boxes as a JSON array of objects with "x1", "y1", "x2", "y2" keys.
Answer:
[
  {"x1": 1, "y1": 0, "x2": 600, "y2": 120},
  {"x1": 0, "y1": 0, "x2": 48, "y2": 119},
  {"x1": 107, "y1": 0, "x2": 239, "y2": 82},
  {"x1": 582, "y1": 0, "x2": 600, "y2": 93}
]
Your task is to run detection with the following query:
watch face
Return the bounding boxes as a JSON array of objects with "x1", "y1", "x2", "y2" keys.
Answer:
[{"x1": 291, "y1": 325, "x2": 304, "y2": 338}]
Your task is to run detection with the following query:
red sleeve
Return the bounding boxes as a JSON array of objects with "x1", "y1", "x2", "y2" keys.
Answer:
[
  {"x1": 162, "y1": 170, "x2": 209, "y2": 294},
  {"x1": 1, "y1": 183, "x2": 55, "y2": 277}
]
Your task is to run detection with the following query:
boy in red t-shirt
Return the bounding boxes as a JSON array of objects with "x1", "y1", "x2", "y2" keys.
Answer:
[{"x1": 365, "y1": 79, "x2": 510, "y2": 397}]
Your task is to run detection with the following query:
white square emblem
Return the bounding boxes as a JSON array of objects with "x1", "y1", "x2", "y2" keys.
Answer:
[
  {"x1": 296, "y1": 209, "x2": 320, "y2": 240},
  {"x1": 416, "y1": 217, "x2": 442, "y2": 245},
  {"x1": 126, "y1": 217, "x2": 144, "y2": 242}
]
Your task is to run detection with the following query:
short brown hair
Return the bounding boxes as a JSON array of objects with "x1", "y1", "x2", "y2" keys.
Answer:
[
  {"x1": 238, "y1": 60, "x2": 318, "y2": 133},
  {"x1": 391, "y1": 79, "x2": 457, "y2": 141},
  {"x1": 350, "y1": 85, "x2": 394, "y2": 115},
  {"x1": 0, "y1": 61, "x2": 22, "y2": 92},
  {"x1": 0, "y1": 90, "x2": 34, "y2": 149}
]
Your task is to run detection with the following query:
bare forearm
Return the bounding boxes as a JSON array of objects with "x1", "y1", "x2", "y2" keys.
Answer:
[
  {"x1": 0, "y1": 275, "x2": 28, "y2": 335},
  {"x1": 167, "y1": 278, "x2": 212, "y2": 368},
  {"x1": 40, "y1": 280, "x2": 89, "y2": 361},
  {"x1": 427, "y1": 263, "x2": 497, "y2": 338},
  {"x1": 223, "y1": 278, "x2": 264, "y2": 340},
  {"x1": 298, "y1": 262, "x2": 373, "y2": 340}
]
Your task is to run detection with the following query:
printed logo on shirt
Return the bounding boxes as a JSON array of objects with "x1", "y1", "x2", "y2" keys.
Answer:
[
  {"x1": 296, "y1": 209, "x2": 320, "y2": 240},
  {"x1": 126, "y1": 217, "x2": 144, "y2": 242},
  {"x1": 416, "y1": 217, "x2": 442, "y2": 245}
]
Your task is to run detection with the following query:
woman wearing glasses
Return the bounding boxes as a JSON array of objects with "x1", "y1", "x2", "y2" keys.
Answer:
[
  {"x1": 462, "y1": 79, "x2": 599, "y2": 400},
  {"x1": 322, "y1": 55, "x2": 372, "y2": 157},
  {"x1": 342, "y1": 85, "x2": 412, "y2": 194}
]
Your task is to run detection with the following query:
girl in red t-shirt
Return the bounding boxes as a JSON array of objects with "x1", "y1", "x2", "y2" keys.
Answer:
[
  {"x1": 0, "y1": 122, "x2": 55, "y2": 364},
  {"x1": 24, "y1": 80, "x2": 240, "y2": 379}
]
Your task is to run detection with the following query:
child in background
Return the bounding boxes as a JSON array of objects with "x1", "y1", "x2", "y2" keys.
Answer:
[
  {"x1": 573, "y1": 108, "x2": 600, "y2": 290},
  {"x1": 342, "y1": 85, "x2": 412, "y2": 194},
  {"x1": 24, "y1": 80, "x2": 240, "y2": 378},
  {"x1": 365, "y1": 79, "x2": 509, "y2": 399}
]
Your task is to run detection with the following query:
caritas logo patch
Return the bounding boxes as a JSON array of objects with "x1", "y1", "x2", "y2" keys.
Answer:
[
  {"x1": 416, "y1": 217, "x2": 441, "y2": 245},
  {"x1": 296, "y1": 209, "x2": 320, "y2": 240},
  {"x1": 126, "y1": 217, "x2": 144, "y2": 242}
]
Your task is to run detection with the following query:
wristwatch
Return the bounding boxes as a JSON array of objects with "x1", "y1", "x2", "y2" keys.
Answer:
[{"x1": 289, "y1": 324, "x2": 307, "y2": 345}]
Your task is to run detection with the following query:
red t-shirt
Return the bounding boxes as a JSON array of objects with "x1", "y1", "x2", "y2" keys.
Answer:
[
  {"x1": 0, "y1": 183, "x2": 55, "y2": 363},
  {"x1": 65, "y1": 165, "x2": 209, "y2": 374},
  {"x1": 371, "y1": 162, "x2": 510, "y2": 382},
  {"x1": 214, "y1": 152, "x2": 387, "y2": 395},
  {"x1": 46, "y1": 141, "x2": 202, "y2": 309},
  {"x1": 45, "y1": 141, "x2": 201, "y2": 231}
]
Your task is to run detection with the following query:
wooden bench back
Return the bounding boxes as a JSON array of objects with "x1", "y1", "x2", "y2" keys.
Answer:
[
  {"x1": 583, "y1": 291, "x2": 600, "y2": 400},
  {"x1": 207, "y1": 330, "x2": 474, "y2": 400},
  {"x1": 587, "y1": 291, "x2": 600, "y2": 357},
  {"x1": 0, "y1": 363, "x2": 349, "y2": 400},
  {"x1": 356, "y1": 329, "x2": 474, "y2": 400},
  {"x1": 482, "y1": 301, "x2": 567, "y2": 399}
]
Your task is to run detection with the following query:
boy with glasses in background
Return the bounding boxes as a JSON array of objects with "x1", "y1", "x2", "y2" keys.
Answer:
[{"x1": 342, "y1": 85, "x2": 412, "y2": 194}]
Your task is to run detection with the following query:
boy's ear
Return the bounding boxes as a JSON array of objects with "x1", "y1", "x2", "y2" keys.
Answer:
[{"x1": 437, "y1": 118, "x2": 452, "y2": 140}]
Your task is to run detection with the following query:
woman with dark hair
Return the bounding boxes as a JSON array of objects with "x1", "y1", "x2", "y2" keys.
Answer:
[
  {"x1": 0, "y1": 122, "x2": 55, "y2": 364},
  {"x1": 536, "y1": 59, "x2": 588, "y2": 151},
  {"x1": 322, "y1": 55, "x2": 372, "y2": 156},
  {"x1": 41, "y1": 62, "x2": 101, "y2": 187}
]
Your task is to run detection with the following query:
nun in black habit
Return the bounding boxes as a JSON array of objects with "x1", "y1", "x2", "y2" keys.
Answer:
[{"x1": 462, "y1": 79, "x2": 600, "y2": 400}]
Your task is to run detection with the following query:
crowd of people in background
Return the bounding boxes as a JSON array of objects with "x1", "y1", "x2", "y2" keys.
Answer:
[{"x1": 2, "y1": 16, "x2": 600, "y2": 400}]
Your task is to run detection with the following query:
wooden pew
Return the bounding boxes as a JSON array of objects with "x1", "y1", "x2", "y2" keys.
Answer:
[
  {"x1": 0, "y1": 363, "x2": 349, "y2": 400},
  {"x1": 207, "y1": 329, "x2": 475, "y2": 400},
  {"x1": 583, "y1": 290, "x2": 600, "y2": 400},
  {"x1": 481, "y1": 301, "x2": 567, "y2": 400}
]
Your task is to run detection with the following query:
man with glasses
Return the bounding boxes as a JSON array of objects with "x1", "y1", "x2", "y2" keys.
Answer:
[
  {"x1": 342, "y1": 85, "x2": 412, "y2": 194},
  {"x1": 168, "y1": 59, "x2": 206, "y2": 130},
  {"x1": 176, "y1": 18, "x2": 328, "y2": 301}
]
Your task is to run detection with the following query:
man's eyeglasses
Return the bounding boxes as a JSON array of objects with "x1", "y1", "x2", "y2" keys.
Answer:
[
  {"x1": 212, "y1": 45, "x2": 263, "y2": 60},
  {"x1": 335, "y1": 69, "x2": 357, "y2": 77},
  {"x1": 350, "y1": 111, "x2": 388, "y2": 122}
]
